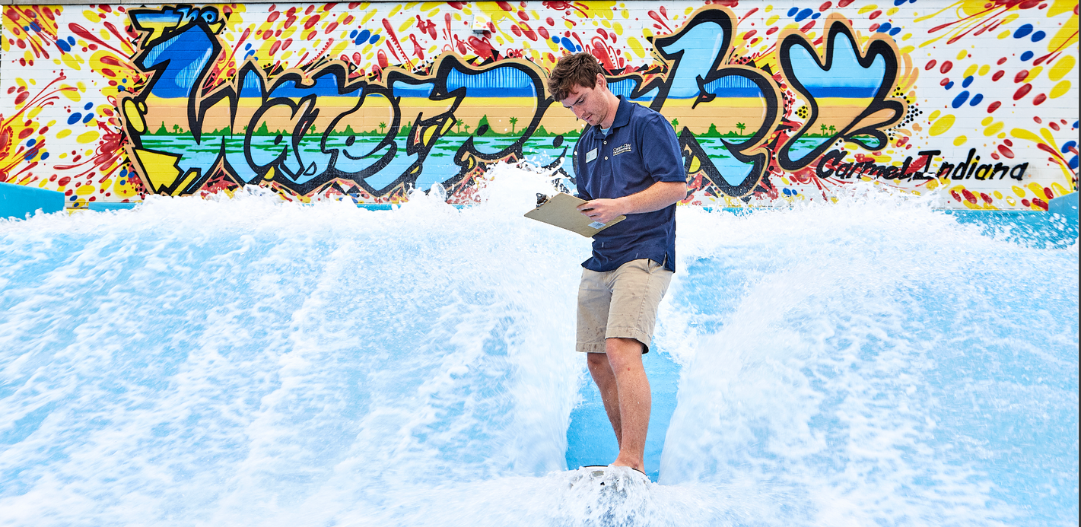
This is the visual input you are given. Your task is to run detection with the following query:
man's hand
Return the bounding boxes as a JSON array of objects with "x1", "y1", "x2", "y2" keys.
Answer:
[
  {"x1": 577, "y1": 181, "x2": 688, "y2": 224},
  {"x1": 577, "y1": 198, "x2": 626, "y2": 225}
]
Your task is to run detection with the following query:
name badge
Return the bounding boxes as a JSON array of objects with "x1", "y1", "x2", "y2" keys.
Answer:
[{"x1": 585, "y1": 148, "x2": 597, "y2": 163}]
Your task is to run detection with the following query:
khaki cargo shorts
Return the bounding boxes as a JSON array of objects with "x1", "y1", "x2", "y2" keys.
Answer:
[{"x1": 576, "y1": 258, "x2": 673, "y2": 354}]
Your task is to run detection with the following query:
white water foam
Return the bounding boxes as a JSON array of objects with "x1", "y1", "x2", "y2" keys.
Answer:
[{"x1": 0, "y1": 164, "x2": 1077, "y2": 526}]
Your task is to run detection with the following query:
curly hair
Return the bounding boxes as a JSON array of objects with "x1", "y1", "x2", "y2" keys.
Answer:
[{"x1": 547, "y1": 52, "x2": 603, "y2": 102}]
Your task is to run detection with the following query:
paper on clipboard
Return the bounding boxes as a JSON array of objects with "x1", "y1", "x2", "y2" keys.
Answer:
[{"x1": 524, "y1": 193, "x2": 625, "y2": 237}]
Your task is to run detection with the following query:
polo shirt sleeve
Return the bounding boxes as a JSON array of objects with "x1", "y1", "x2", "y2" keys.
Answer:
[
  {"x1": 572, "y1": 135, "x2": 593, "y2": 200},
  {"x1": 639, "y1": 112, "x2": 686, "y2": 183}
]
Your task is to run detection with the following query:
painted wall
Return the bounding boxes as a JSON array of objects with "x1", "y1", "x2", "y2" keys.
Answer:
[{"x1": 0, "y1": 1, "x2": 1077, "y2": 209}]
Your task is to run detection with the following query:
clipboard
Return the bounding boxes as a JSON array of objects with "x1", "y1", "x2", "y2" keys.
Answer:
[{"x1": 524, "y1": 193, "x2": 625, "y2": 237}]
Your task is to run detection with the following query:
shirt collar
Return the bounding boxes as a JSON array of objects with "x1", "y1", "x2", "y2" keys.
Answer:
[{"x1": 593, "y1": 95, "x2": 632, "y2": 138}]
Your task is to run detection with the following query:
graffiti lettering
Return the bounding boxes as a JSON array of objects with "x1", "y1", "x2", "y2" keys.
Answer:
[
  {"x1": 119, "y1": 5, "x2": 909, "y2": 201},
  {"x1": 817, "y1": 148, "x2": 1029, "y2": 181}
]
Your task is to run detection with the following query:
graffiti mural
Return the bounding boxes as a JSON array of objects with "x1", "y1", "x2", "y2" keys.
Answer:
[{"x1": 1, "y1": 1, "x2": 1077, "y2": 209}]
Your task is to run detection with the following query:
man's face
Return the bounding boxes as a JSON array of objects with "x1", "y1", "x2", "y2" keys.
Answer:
[{"x1": 560, "y1": 74, "x2": 609, "y2": 127}]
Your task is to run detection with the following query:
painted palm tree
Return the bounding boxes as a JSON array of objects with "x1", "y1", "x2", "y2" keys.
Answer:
[
  {"x1": 736, "y1": 122, "x2": 746, "y2": 135},
  {"x1": 172, "y1": 124, "x2": 180, "y2": 134},
  {"x1": 379, "y1": 122, "x2": 387, "y2": 135},
  {"x1": 820, "y1": 124, "x2": 829, "y2": 136},
  {"x1": 456, "y1": 118, "x2": 464, "y2": 134},
  {"x1": 828, "y1": 125, "x2": 836, "y2": 135},
  {"x1": 509, "y1": 116, "x2": 518, "y2": 134}
]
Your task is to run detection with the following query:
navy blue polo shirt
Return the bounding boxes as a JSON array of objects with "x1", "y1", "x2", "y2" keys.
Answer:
[{"x1": 573, "y1": 96, "x2": 684, "y2": 273}]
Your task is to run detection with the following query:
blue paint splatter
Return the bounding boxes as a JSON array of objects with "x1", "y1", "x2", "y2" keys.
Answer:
[
  {"x1": 82, "y1": 113, "x2": 95, "y2": 124},
  {"x1": 244, "y1": 49, "x2": 256, "y2": 59},
  {"x1": 56, "y1": 39, "x2": 71, "y2": 52},
  {"x1": 889, "y1": 27, "x2": 902, "y2": 36},
  {"x1": 962, "y1": 76, "x2": 974, "y2": 88},
  {"x1": 369, "y1": 34, "x2": 380, "y2": 45},
  {"x1": 349, "y1": 29, "x2": 357, "y2": 38},
  {"x1": 84, "y1": 102, "x2": 93, "y2": 110},
  {"x1": 952, "y1": 91, "x2": 970, "y2": 108},
  {"x1": 40, "y1": 152, "x2": 49, "y2": 161},
  {"x1": 1031, "y1": 31, "x2": 1046, "y2": 42},
  {"x1": 945, "y1": 81, "x2": 954, "y2": 90},
  {"x1": 1014, "y1": 24, "x2": 1033, "y2": 39},
  {"x1": 969, "y1": 93, "x2": 983, "y2": 106},
  {"x1": 788, "y1": 7, "x2": 800, "y2": 16},
  {"x1": 877, "y1": 22, "x2": 892, "y2": 33},
  {"x1": 1021, "y1": 51, "x2": 1034, "y2": 61},
  {"x1": 811, "y1": 12, "x2": 821, "y2": 20},
  {"x1": 795, "y1": 8, "x2": 813, "y2": 21},
  {"x1": 27, "y1": 138, "x2": 37, "y2": 147},
  {"x1": 355, "y1": 29, "x2": 371, "y2": 45},
  {"x1": 67, "y1": 113, "x2": 83, "y2": 125},
  {"x1": 559, "y1": 36, "x2": 579, "y2": 52}
]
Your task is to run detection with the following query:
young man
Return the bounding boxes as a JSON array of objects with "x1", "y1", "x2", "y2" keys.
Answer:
[{"x1": 547, "y1": 53, "x2": 687, "y2": 474}]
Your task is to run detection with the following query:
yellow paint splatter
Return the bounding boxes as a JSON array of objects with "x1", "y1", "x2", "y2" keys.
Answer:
[
  {"x1": 627, "y1": 37, "x2": 645, "y2": 58},
  {"x1": 953, "y1": 135, "x2": 967, "y2": 146},
  {"x1": 929, "y1": 115, "x2": 955, "y2": 136},
  {"x1": 1050, "y1": 55, "x2": 1075, "y2": 81},
  {"x1": 983, "y1": 121, "x2": 1004, "y2": 136},
  {"x1": 77, "y1": 131, "x2": 100, "y2": 143},
  {"x1": 1050, "y1": 80, "x2": 1071, "y2": 99}
]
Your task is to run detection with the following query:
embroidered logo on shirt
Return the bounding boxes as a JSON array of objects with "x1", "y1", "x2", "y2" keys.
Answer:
[{"x1": 612, "y1": 143, "x2": 632, "y2": 156}]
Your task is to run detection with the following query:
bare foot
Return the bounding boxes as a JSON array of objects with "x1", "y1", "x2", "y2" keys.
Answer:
[{"x1": 610, "y1": 456, "x2": 644, "y2": 474}]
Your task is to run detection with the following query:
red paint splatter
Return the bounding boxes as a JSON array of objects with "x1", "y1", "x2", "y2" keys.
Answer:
[
  {"x1": 997, "y1": 56, "x2": 1008, "y2": 65},
  {"x1": 961, "y1": 188, "x2": 977, "y2": 204},
  {"x1": 801, "y1": 20, "x2": 816, "y2": 32},
  {"x1": 980, "y1": 192, "x2": 993, "y2": 203},
  {"x1": 869, "y1": 10, "x2": 882, "y2": 19},
  {"x1": 1033, "y1": 93, "x2": 1047, "y2": 105},
  {"x1": 1014, "y1": 70, "x2": 1029, "y2": 82},
  {"x1": 1014, "y1": 83, "x2": 1032, "y2": 100},
  {"x1": 1004, "y1": 139, "x2": 1013, "y2": 146},
  {"x1": 268, "y1": 11, "x2": 280, "y2": 22},
  {"x1": 1049, "y1": 121, "x2": 1060, "y2": 131},
  {"x1": 325, "y1": 22, "x2": 338, "y2": 34},
  {"x1": 991, "y1": 151, "x2": 1001, "y2": 160},
  {"x1": 767, "y1": 26, "x2": 779, "y2": 35},
  {"x1": 998, "y1": 144, "x2": 1015, "y2": 158},
  {"x1": 925, "y1": 59, "x2": 937, "y2": 70},
  {"x1": 838, "y1": 0, "x2": 855, "y2": 6},
  {"x1": 304, "y1": 15, "x2": 321, "y2": 30},
  {"x1": 1043, "y1": 187, "x2": 1054, "y2": 200},
  {"x1": 950, "y1": 190, "x2": 963, "y2": 202},
  {"x1": 940, "y1": 61, "x2": 952, "y2": 74},
  {"x1": 466, "y1": 35, "x2": 496, "y2": 61},
  {"x1": 940, "y1": 78, "x2": 951, "y2": 86},
  {"x1": 987, "y1": 101, "x2": 1001, "y2": 113},
  {"x1": 992, "y1": 70, "x2": 1004, "y2": 81},
  {"x1": 538, "y1": 26, "x2": 550, "y2": 39},
  {"x1": 647, "y1": 10, "x2": 673, "y2": 33},
  {"x1": 518, "y1": 10, "x2": 529, "y2": 21},
  {"x1": 1032, "y1": 198, "x2": 1048, "y2": 210},
  {"x1": 511, "y1": 24, "x2": 522, "y2": 37},
  {"x1": 819, "y1": 1, "x2": 833, "y2": 10}
]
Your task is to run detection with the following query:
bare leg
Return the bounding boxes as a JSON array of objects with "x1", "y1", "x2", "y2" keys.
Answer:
[
  {"x1": 606, "y1": 338, "x2": 651, "y2": 472},
  {"x1": 587, "y1": 352, "x2": 622, "y2": 448}
]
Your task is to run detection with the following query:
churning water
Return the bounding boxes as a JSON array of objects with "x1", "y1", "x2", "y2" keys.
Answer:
[{"x1": 0, "y1": 164, "x2": 1077, "y2": 526}]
